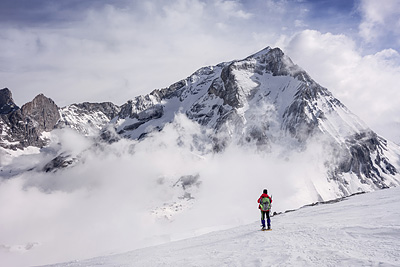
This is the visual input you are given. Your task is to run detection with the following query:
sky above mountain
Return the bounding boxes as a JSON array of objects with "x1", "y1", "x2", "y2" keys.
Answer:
[{"x1": 0, "y1": 0, "x2": 399, "y2": 143}]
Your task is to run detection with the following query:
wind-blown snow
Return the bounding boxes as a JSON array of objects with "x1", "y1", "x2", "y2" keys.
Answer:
[{"x1": 44, "y1": 186, "x2": 400, "y2": 267}]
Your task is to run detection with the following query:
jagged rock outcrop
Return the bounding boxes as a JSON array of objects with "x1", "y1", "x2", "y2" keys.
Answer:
[
  {"x1": 42, "y1": 153, "x2": 76, "y2": 173},
  {"x1": 0, "y1": 90, "x2": 122, "y2": 148},
  {"x1": 337, "y1": 132, "x2": 397, "y2": 186},
  {"x1": 21, "y1": 94, "x2": 60, "y2": 132},
  {"x1": 71, "y1": 102, "x2": 120, "y2": 120},
  {"x1": 0, "y1": 88, "x2": 19, "y2": 114},
  {"x1": 0, "y1": 91, "x2": 59, "y2": 149}
]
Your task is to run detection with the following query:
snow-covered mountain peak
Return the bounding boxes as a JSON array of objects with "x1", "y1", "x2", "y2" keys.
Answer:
[
  {"x1": 100, "y1": 46, "x2": 399, "y2": 196},
  {"x1": 1, "y1": 46, "x2": 399, "y2": 196},
  {"x1": 246, "y1": 45, "x2": 276, "y2": 61}
]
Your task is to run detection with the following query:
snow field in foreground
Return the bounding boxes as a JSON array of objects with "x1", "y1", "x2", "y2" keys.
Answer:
[{"x1": 46, "y1": 186, "x2": 400, "y2": 267}]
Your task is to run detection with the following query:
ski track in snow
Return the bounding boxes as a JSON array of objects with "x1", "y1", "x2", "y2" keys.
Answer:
[{"x1": 45, "y1": 187, "x2": 400, "y2": 267}]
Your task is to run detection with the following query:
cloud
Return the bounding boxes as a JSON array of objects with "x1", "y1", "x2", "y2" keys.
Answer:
[
  {"x1": 284, "y1": 29, "x2": 400, "y2": 143},
  {"x1": 0, "y1": 113, "x2": 337, "y2": 266},
  {"x1": 358, "y1": 0, "x2": 400, "y2": 45},
  {"x1": 214, "y1": 0, "x2": 253, "y2": 19},
  {"x1": 0, "y1": 0, "x2": 263, "y2": 107},
  {"x1": 0, "y1": 0, "x2": 312, "y2": 107}
]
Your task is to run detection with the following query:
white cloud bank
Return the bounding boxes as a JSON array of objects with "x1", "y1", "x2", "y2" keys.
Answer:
[{"x1": 0, "y1": 114, "x2": 334, "y2": 267}]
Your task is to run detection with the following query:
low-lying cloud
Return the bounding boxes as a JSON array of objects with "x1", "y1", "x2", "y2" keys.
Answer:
[{"x1": 0, "y1": 114, "x2": 334, "y2": 266}]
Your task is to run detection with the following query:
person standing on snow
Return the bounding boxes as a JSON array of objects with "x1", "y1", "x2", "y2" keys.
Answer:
[{"x1": 258, "y1": 189, "x2": 272, "y2": 230}]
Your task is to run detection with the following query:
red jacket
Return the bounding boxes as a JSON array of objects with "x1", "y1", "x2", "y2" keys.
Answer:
[{"x1": 258, "y1": 193, "x2": 272, "y2": 210}]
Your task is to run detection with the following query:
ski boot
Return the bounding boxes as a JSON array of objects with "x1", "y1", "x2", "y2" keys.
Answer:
[{"x1": 261, "y1": 219, "x2": 266, "y2": 230}]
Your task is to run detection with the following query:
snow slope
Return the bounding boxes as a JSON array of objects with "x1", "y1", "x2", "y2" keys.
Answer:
[{"x1": 45, "y1": 187, "x2": 400, "y2": 267}]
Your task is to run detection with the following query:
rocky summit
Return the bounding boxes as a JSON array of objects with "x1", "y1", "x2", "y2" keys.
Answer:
[
  {"x1": 1, "y1": 47, "x2": 399, "y2": 197},
  {"x1": 0, "y1": 89, "x2": 59, "y2": 149},
  {"x1": 0, "y1": 88, "x2": 19, "y2": 115}
]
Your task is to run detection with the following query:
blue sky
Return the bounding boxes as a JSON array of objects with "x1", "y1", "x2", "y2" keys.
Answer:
[{"x1": 0, "y1": 0, "x2": 399, "y2": 142}]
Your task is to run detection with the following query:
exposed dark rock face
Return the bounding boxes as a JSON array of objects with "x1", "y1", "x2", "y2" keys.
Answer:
[
  {"x1": 21, "y1": 94, "x2": 60, "y2": 132},
  {"x1": 0, "y1": 88, "x2": 19, "y2": 114},
  {"x1": 73, "y1": 102, "x2": 120, "y2": 120},
  {"x1": 256, "y1": 47, "x2": 293, "y2": 76},
  {"x1": 43, "y1": 153, "x2": 75, "y2": 173},
  {"x1": 137, "y1": 104, "x2": 164, "y2": 121},
  {"x1": 150, "y1": 79, "x2": 188, "y2": 101},
  {"x1": 118, "y1": 104, "x2": 164, "y2": 134},
  {"x1": 282, "y1": 84, "x2": 328, "y2": 142},
  {"x1": 337, "y1": 132, "x2": 397, "y2": 187},
  {"x1": 0, "y1": 92, "x2": 59, "y2": 149},
  {"x1": 217, "y1": 64, "x2": 243, "y2": 108},
  {"x1": 99, "y1": 125, "x2": 121, "y2": 144},
  {"x1": 118, "y1": 95, "x2": 163, "y2": 119}
]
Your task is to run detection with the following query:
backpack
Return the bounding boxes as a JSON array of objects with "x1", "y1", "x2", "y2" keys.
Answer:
[{"x1": 260, "y1": 197, "x2": 271, "y2": 211}]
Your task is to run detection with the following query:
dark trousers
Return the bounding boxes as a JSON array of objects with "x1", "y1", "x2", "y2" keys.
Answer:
[{"x1": 261, "y1": 210, "x2": 271, "y2": 227}]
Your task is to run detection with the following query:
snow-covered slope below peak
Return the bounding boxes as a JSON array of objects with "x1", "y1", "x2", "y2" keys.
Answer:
[{"x1": 44, "y1": 187, "x2": 400, "y2": 267}]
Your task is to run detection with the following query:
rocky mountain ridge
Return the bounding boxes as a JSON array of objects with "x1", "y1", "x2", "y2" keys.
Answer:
[
  {"x1": 0, "y1": 89, "x2": 60, "y2": 149},
  {"x1": 1, "y1": 46, "x2": 399, "y2": 197}
]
